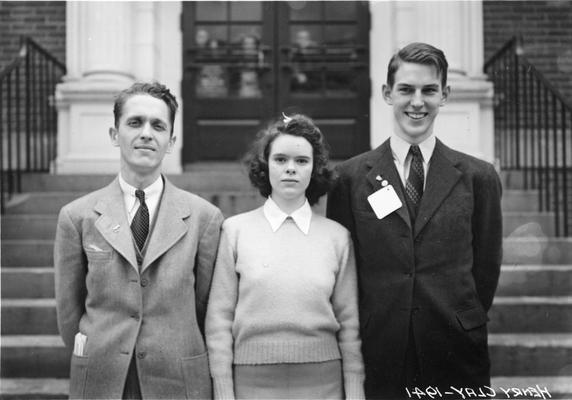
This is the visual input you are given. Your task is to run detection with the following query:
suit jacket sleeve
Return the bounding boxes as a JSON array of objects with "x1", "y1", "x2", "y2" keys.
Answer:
[
  {"x1": 54, "y1": 206, "x2": 87, "y2": 349},
  {"x1": 472, "y1": 163, "x2": 503, "y2": 311},
  {"x1": 327, "y1": 166, "x2": 356, "y2": 234},
  {"x1": 195, "y1": 207, "x2": 224, "y2": 336}
]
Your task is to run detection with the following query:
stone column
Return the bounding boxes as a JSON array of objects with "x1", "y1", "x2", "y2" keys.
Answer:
[
  {"x1": 55, "y1": 2, "x2": 182, "y2": 174},
  {"x1": 370, "y1": 1, "x2": 495, "y2": 163}
]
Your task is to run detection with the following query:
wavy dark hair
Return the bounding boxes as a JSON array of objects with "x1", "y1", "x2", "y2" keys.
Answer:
[
  {"x1": 113, "y1": 81, "x2": 179, "y2": 135},
  {"x1": 245, "y1": 114, "x2": 334, "y2": 205}
]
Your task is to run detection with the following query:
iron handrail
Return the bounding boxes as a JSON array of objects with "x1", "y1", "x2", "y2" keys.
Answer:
[
  {"x1": 0, "y1": 36, "x2": 66, "y2": 213},
  {"x1": 484, "y1": 36, "x2": 572, "y2": 236}
]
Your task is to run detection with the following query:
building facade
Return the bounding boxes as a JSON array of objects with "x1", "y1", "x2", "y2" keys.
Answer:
[{"x1": 3, "y1": 1, "x2": 570, "y2": 174}]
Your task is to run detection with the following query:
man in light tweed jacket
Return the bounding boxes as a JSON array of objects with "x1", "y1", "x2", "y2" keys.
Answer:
[{"x1": 54, "y1": 82, "x2": 223, "y2": 399}]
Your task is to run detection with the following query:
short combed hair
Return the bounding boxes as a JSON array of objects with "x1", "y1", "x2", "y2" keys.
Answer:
[
  {"x1": 113, "y1": 81, "x2": 179, "y2": 134},
  {"x1": 245, "y1": 114, "x2": 334, "y2": 205},
  {"x1": 386, "y1": 42, "x2": 448, "y2": 88}
]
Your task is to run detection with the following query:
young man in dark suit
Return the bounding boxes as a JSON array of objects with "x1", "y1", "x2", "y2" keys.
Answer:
[
  {"x1": 327, "y1": 42, "x2": 503, "y2": 399},
  {"x1": 54, "y1": 82, "x2": 223, "y2": 399}
]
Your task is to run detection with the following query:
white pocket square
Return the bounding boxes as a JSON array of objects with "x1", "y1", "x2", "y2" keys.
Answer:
[{"x1": 87, "y1": 244, "x2": 104, "y2": 252}]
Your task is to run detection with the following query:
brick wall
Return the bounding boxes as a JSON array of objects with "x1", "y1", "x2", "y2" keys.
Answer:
[
  {"x1": 483, "y1": 0, "x2": 572, "y2": 103},
  {"x1": 0, "y1": 1, "x2": 66, "y2": 69}
]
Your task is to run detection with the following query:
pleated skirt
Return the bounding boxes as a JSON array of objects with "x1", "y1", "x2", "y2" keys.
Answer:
[{"x1": 234, "y1": 359, "x2": 343, "y2": 399}]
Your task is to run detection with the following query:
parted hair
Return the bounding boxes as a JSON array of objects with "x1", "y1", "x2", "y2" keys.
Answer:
[
  {"x1": 245, "y1": 114, "x2": 334, "y2": 205},
  {"x1": 386, "y1": 42, "x2": 449, "y2": 88},
  {"x1": 113, "y1": 81, "x2": 179, "y2": 134}
]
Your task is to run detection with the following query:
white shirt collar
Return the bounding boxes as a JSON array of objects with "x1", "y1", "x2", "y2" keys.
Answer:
[
  {"x1": 390, "y1": 134, "x2": 436, "y2": 165},
  {"x1": 263, "y1": 197, "x2": 312, "y2": 235},
  {"x1": 118, "y1": 174, "x2": 164, "y2": 224}
]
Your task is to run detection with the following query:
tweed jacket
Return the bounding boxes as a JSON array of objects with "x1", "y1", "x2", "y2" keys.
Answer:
[
  {"x1": 327, "y1": 139, "x2": 503, "y2": 398},
  {"x1": 54, "y1": 177, "x2": 224, "y2": 399}
]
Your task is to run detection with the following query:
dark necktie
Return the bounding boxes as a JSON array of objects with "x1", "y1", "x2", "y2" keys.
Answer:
[
  {"x1": 131, "y1": 189, "x2": 149, "y2": 251},
  {"x1": 405, "y1": 145, "x2": 424, "y2": 221}
]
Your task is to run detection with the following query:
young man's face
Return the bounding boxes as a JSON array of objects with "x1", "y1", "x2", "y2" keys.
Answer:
[
  {"x1": 109, "y1": 94, "x2": 176, "y2": 181},
  {"x1": 383, "y1": 62, "x2": 450, "y2": 144}
]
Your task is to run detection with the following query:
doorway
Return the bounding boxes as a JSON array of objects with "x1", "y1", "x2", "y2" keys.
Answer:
[{"x1": 182, "y1": 1, "x2": 370, "y2": 163}]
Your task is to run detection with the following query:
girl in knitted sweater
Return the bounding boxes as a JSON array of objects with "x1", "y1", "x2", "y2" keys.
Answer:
[{"x1": 205, "y1": 114, "x2": 365, "y2": 399}]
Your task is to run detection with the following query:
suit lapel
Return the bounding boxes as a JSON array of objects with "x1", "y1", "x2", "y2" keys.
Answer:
[
  {"x1": 415, "y1": 139, "x2": 462, "y2": 237},
  {"x1": 141, "y1": 179, "x2": 191, "y2": 273},
  {"x1": 94, "y1": 179, "x2": 139, "y2": 271},
  {"x1": 365, "y1": 140, "x2": 411, "y2": 228}
]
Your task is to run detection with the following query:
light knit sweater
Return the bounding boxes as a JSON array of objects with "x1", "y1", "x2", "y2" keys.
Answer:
[{"x1": 206, "y1": 206, "x2": 365, "y2": 400}]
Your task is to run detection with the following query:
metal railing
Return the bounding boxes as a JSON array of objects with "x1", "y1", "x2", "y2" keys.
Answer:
[
  {"x1": 485, "y1": 36, "x2": 572, "y2": 237},
  {"x1": 0, "y1": 36, "x2": 66, "y2": 213}
]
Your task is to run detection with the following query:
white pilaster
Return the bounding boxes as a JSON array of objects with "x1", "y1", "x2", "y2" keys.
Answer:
[
  {"x1": 369, "y1": 0, "x2": 494, "y2": 162},
  {"x1": 56, "y1": 1, "x2": 182, "y2": 174}
]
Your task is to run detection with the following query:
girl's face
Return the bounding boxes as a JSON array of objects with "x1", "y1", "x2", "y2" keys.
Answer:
[{"x1": 268, "y1": 134, "x2": 313, "y2": 206}]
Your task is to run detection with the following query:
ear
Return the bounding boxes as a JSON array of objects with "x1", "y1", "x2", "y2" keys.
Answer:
[
  {"x1": 109, "y1": 127, "x2": 119, "y2": 146},
  {"x1": 166, "y1": 135, "x2": 177, "y2": 154},
  {"x1": 382, "y1": 84, "x2": 393, "y2": 105},
  {"x1": 440, "y1": 85, "x2": 451, "y2": 106}
]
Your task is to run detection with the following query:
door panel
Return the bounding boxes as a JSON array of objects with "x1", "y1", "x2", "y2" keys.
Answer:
[{"x1": 182, "y1": 1, "x2": 369, "y2": 163}]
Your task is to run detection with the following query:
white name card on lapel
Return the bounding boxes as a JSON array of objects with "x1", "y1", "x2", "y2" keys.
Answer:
[{"x1": 367, "y1": 185, "x2": 403, "y2": 219}]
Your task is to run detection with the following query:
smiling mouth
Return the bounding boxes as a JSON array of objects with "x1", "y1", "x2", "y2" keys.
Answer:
[
  {"x1": 406, "y1": 112, "x2": 427, "y2": 120},
  {"x1": 135, "y1": 146, "x2": 156, "y2": 151}
]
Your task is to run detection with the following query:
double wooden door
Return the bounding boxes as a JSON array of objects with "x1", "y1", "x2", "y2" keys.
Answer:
[{"x1": 182, "y1": 1, "x2": 370, "y2": 163}]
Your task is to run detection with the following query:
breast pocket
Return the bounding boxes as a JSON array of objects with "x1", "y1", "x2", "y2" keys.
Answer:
[{"x1": 84, "y1": 249, "x2": 113, "y2": 263}]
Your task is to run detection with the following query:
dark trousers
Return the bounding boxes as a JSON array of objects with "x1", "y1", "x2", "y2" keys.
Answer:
[{"x1": 122, "y1": 355, "x2": 142, "y2": 400}]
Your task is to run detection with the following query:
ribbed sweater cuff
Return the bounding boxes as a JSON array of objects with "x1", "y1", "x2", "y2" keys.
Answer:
[
  {"x1": 344, "y1": 374, "x2": 365, "y2": 400},
  {"x1": 235, "y1": 337, "x2": 341, "y2": 364},
  {"x1": 213, "y1": 376, "x2": 235, "y2": 400}
]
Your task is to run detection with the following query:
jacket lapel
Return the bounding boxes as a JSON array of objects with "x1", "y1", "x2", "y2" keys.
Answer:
[
  {"x1": 94, "y1": 179, "x2": 139, "y2": 271},
  {"x1": 141, "y1": 178, "x2": 191, "y2": 274},
  {"x1": 414, "y1": 139, "x2": 462, "y2": 237},
  {"x1": 365, "y1": 140, "x2": 411, "y2": 228}
]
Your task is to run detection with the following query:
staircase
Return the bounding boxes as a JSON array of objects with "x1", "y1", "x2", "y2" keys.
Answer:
[{"x1": 1, "y1": 170, "x2": 571, "y2": 399}]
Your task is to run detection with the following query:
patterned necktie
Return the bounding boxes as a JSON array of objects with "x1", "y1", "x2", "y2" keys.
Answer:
[
  {"x1": 131, "y1": 189, "x2": 149, "y2": 251},
  {"x1": 405, "y1": 145, "x2": 424, "y2": 221}
]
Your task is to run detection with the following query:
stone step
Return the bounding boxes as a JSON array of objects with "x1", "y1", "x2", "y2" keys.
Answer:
[
  {"x1": 489, "y1": 333, "x2": 572, "y2": 376},
  {"x1": 497, "y1": 265, "x2": 572, "y2": 296},
  {"x1": 0, "y1": 378, "x2": 68, "y2": 400},
  {"x1": 503, "y1": 237, "x2": 572, "y2": 264},
  {"x1": 1, "y1": 240, "x2": 53, "y2": 266},
  {"x1": 2, "y1": 334, "x2": 569, "y2": 380},
  {"x1": 4, "y1": 235, "x2": 572, "y2": 268},
  {"x1": 491, "y1": 376, "x2": 572, "y2": 399},
  {"x1": 20, "y1": 171, "x2": 253, "y2": 192},
  {"x1": 4, "y1": 264, "x2": 569, "y2": 302},
  {"x1": 3, "y1": 292, "x2": 570, "y2": 337},
  {"x1": 1, "y1": 377, "x2": 569, "y2": 399},
  {"x1": 502, "y1": 190, "x2": 539, "y2": 212},
  {"x1": 503, "y1": 211, "x2": 555, "y2": 237},
  {"x1": 1, "y1": 299, "x2": 58, "y2": 335},
  {"x1": 1, "y1": 335, "x2": 69, "y2": 378},
  {"x1": 488, "y1": 296, "x2": 572, "y2": 333},
  {"x1": 5, "y1": 190, "x2": 264, "y2": 217},
  {"x1": 1, "y1": 267, "x2": 55, "y2": 299},
  {"x1": 1, "y1": 215, "x2": 58, "y2": 240}
]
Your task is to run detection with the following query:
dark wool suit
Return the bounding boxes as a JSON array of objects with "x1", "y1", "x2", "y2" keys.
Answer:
[{"x1": 327, "y1": 139, "x2": 503, "y2": 399}]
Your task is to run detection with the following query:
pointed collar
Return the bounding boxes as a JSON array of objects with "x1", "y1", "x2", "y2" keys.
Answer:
[
  {"x1": 390, "y1": 134, "x2": 436, "y2": 164},
  {"x1": 263, "y1": 197, "x2": 312, "y2": 235}
]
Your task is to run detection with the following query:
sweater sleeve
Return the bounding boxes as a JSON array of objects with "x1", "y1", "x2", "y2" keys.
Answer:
[
  {"x1": 205, "y1": 222, "x2": 239, "y2": 400},
  {"x1": 332, "y1": 232, "x2": 365, "y2": 400}
]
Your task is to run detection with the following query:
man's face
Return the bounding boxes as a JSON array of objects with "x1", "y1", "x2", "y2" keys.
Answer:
[
  {"x1": 109, "y1": 94, "x2": 175, "y2": 179},
  {"x1": 383, "y1": 62, "x2": 450, "y2": 144}
]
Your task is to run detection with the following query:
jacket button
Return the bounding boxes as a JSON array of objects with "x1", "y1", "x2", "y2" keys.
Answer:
[
  {"x1": 140, "y1": 278, "x2": 148, "y2": 287},
  {"x1": 137, "y1": 351, "x2": 146, "y2": 359},
  {"x1": 404, "y1": 272, "x2": 413, "y2": 277},
  {"x1": 131, "y1": 314, "x2": 140, "y2": 321}
]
